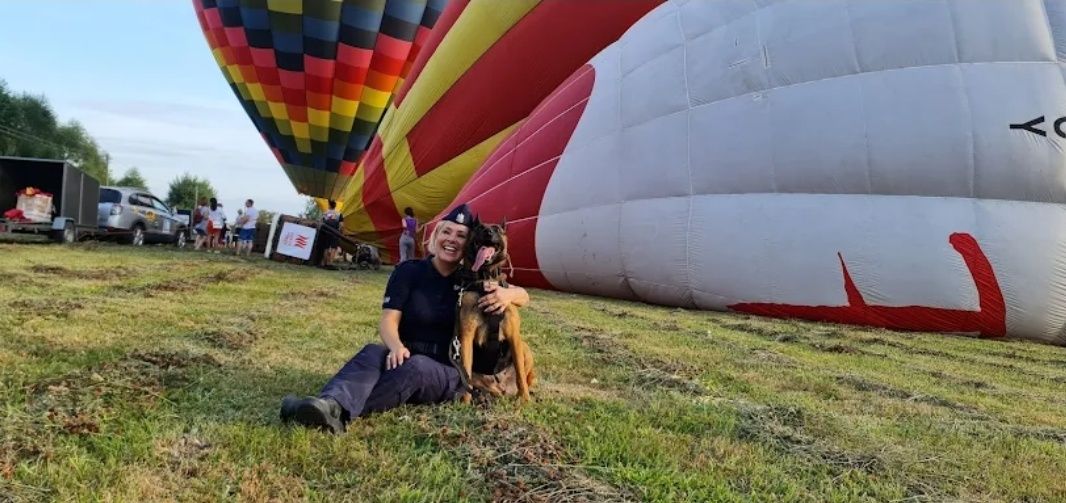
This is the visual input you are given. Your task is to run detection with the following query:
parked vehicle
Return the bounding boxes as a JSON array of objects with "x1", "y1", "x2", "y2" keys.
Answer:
[
  {"x1": 0, "y1": 156, "x2": 100, "y2": 243},
  {"x1": 0, "y1": 157, "x2": 189, "y2": 247},
  {"x1": 98, "y1": 186, "x2": 187, "y2": 246}
]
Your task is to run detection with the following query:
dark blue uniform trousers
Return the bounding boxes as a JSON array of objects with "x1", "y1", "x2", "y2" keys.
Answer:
[{"x1": 319, "y1": 344, "x2": 461, "y2": 421}]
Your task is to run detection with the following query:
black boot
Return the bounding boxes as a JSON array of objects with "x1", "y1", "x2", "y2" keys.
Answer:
[{"x1": 279, "y1": 395, "x2": 346, "y2": 434}]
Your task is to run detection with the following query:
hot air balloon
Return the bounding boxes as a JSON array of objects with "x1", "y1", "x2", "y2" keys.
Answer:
[
  {"x1": 338, "y1": 0, "x2": 664, "y2": 259},
  {"x1": 193, "y1": 0, "x2": 450, "y2": 200},
  {"x1": 445, "y1": 0, "x2": 1066, "y2": 344}
]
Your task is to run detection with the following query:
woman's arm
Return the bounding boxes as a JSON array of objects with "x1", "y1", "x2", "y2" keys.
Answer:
[
  {"x1": 478, "y1": 283, "x2": 530, "y2": 314},
  {"x1": 379, "y1": 309, "x2": 411, "y2": 369}
]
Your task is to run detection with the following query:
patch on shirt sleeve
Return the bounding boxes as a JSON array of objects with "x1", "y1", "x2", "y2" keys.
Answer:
[{"x1": 383, "y1": 296, "x2": 391, "y2": 304}]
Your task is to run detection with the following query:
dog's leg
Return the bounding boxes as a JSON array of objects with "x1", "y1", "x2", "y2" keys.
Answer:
[
  {"x1": 521, "y1": 340, "x2": 537, "y2": 389},
  {"x1": 502, "y1": 306, "x2": 530, "y2": 403},
  {"x1": 458, "y1": 293, "x2": 480, "y2": 404}
]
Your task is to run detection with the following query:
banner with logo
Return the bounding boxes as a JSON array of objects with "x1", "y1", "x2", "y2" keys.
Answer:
[{"x1": 275, "y1": 222, "x2": 317, "y2": 260}]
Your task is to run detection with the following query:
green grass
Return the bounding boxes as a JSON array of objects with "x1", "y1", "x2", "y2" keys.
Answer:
[{"x1": 2, "y1": 242, "x2": 1066, "y2": 501}]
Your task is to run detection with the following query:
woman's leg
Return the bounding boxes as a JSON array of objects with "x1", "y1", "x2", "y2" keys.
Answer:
[
  {"x1": 318, "y1": 344, "x2": 388, "y2": 418},
  {"x1": 283, "y1": 348, "x2": 460, "y2": 432},
  {"x1": 359, "y1": 355, "x2": 461, "y2": 416}
]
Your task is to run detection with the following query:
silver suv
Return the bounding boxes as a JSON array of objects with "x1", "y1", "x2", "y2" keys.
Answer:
[{"x1": 98, "y1": 187, "x2": 187, "y2": 246}]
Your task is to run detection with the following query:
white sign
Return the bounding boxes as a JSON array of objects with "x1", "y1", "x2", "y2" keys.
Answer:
[{"x1": 275, "y1": 222, "x2": 318, "y2": 260}]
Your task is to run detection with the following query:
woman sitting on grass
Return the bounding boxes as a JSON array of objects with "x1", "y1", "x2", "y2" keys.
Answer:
[{"x1": 280, "y1": 204, "x2": 529, "y2": 434}]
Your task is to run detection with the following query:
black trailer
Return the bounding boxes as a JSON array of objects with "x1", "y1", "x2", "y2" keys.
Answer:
[{"x1": 0, "y1": 156, "x2": 101, "y2": 243}]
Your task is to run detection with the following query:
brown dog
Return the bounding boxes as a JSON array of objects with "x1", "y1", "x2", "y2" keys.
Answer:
[{"x1": 454, "y1": 220, "x2": 535, "y2": 403}]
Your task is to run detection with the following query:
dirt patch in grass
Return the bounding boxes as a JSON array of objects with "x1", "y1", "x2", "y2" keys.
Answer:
[
  {"x1": 632, "y1": 367, "x2": 706, "y2": 395},
  {"x1": 119, "y1": 268, "x2": 258, "y2": 297},
  {"x1": 8, "y1": 298, "x2": 86, "y2": 320},
  {"x1": 719, "y1": 321, "x2": 885, "y2": 357},
  {"x1": 207, "y1": 268, "x2": 257, "y2": 283},
  {"x1": 420, "y1": 410, "x2": 635, "y2": 502},
  {"x1": 29, "y1": 264, "x2": 131, "y2": 281},
  {"x1": 651, "y1": 319, "x2": 682, "y2": 332},
  {"x1": 922, "y1": 370, "x2": 994, "y2": 390},
  {"x1": 281, "y1": 287, "x2": 336, "y2": 301},
  {"x1": 946, "y1": 419, "x2": 1066, "y2": 447},
  {"x1": 835, "y1": 375, "x2": 983, "y2": 416},
  {"x1": 1006, "y1": 424, "x2": 1066, "y2": 445},
  {"x1": 919, "y1": 351, "x2": 1057, "y2": 381},
  {"x1": 811, "y1": 342, "x2": 887, "y2": 357},
  {"x1": 197, "y1": 318, "x2": 261, "y2": 350},
  {"x1": 980, "y1": 349, "x2": 1066, "y2": 369},
  {"x1": 747, "y1": 349, "x2": 798, "y2": 368},
  {"x1": 853, "y1": 335, "x2": 917, "y2": 351},
  {"x1": 718, "y1": 321, "x2": 791, "y2": 339},
  {"x1": 590, "y1": 303, "x2": 641, "y2": 320}
]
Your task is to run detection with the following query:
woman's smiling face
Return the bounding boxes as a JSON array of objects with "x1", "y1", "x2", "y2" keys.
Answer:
[{"x1": 433, "y1": 221, "x2": 469, "y2": 265}]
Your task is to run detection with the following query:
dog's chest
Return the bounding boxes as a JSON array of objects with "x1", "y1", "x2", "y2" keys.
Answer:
[{"x1": 476, "y1": 311, "x2": 505, "y2": 345}]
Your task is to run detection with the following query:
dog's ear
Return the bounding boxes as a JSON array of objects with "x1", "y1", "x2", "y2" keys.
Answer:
[
  {"x1": 500, "y1": 216, "x2": 507, "y2": 229},
  {"x1": 472, "y1": 214, "x2": 481, "y2": 229}
]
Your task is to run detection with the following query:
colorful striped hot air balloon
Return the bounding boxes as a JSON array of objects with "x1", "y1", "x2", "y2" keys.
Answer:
[
  {"x1": 193, "y1": 0, "x2": 449, "y2": 200},
  {"x1": 444, "y1": 0, "x2": 1066, "y2": 344},
  {"x1": 338, "y1": 0, "x2": 664, "y2": 259}
]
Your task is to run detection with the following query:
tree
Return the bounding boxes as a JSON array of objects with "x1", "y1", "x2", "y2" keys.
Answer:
[
  {"x1": 256, "y1": 209, "x2": 276, "y2": 225},
  {"x1": 0, "y1": 79, "x2": 111, "y2": 183},
  {"x1": 165, "y1": 173, "x2": 216, "y2": 211},
  {"x1": 301, "y1": 197, "x2": 323, "y2": 220},
  {"x1": 114, "y1": 167, "x2": 148, "y2": 190}
]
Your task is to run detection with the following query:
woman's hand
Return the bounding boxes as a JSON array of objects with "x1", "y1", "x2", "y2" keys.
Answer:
[
  {"x1": 478, "y1": 281, "x2": 529, "y2": 315},
  {"x1": 386, "y1": 345, "x2": 411, "y2": 370}
]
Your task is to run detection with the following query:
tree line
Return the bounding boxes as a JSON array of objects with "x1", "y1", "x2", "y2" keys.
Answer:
[{"x1": 0, "y1": 79, "x2": 228, "y2": 214}]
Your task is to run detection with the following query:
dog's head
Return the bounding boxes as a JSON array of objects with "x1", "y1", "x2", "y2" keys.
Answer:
[{"x1": 465, "y1": 218, "x2": 508, "y2": 279}]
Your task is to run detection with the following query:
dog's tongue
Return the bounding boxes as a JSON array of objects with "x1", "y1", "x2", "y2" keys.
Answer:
[{"x1": 472, "y1": 246, "x2": 495, "y2": 272}]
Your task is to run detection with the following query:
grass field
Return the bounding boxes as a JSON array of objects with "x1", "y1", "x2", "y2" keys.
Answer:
[{"x1": 2, "y1": 242, "x2": 1066, "y2": 502}]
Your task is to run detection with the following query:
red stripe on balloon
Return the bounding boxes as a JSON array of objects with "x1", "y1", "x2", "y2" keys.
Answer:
[
  {"x1": 729, "y1": 233, "x2": 1007, "y2": 338},
  {"x1": 452, "y1": 64, "x2": 597, "y2": 288},
  {"x1": 359, "y1": 137, "x2": 402, "y2": 246}
]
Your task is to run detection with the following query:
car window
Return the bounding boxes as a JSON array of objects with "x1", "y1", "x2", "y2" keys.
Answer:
[
  {"x1": 129, "y1": 194, "x2": 153, "y2": 207},
  {"x1": 151, "y1": 197, "x2": 170, "y2": 214},
  {"x1": 100, "y1": 188, "x2": 122, "y2": 204}
]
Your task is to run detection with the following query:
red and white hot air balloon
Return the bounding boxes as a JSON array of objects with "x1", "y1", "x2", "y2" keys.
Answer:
[{"x1": 442, "y1": 0, "x2": 1066, "y2": 345}]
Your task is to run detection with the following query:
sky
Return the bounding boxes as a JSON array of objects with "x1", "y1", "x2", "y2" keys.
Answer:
[{"x1": 0, "y1": 0, "x2": 307, "y2": 216}]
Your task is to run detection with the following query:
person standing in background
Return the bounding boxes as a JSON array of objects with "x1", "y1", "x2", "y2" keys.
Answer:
[
  {"x1": 237, "y1": 199, "x2": 258, "y2": 257},
  {"x1": 321, "y1": 200, "x2": 344, "y2": 267},
  {"x1": 398, "y1": 207, "x2": 418, "y2": 264},
  {"x1": 193, "y1": 197, "x2": 209, "y2": 250},
  {"x1": 207, "y1": 198, "x2": 225, "y2": 251}
]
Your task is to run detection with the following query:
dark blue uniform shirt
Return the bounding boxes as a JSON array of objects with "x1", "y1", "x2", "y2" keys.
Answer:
[{"x1": 382, "y1": 257, "x2": 460, "y2": 359}]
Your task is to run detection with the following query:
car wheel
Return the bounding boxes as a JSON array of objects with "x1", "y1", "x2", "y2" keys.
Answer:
[
  {"x1": 129, "y1": 224, "x2": 145, "y2": 246},
  {"x1": 175, "y1": 230, "x2": 187, "y2": 248}
]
